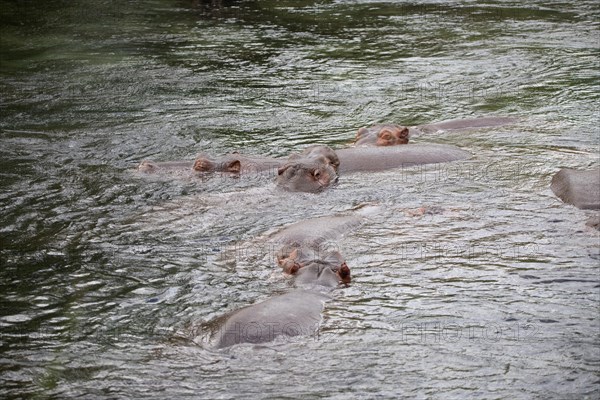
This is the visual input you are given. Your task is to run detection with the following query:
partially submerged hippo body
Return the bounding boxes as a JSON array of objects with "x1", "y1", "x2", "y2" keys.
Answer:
[
  {"x1": 415, "y1": 116, "x2": 518, "y2": 134},
  {"x1": 551, "y1": 168, "x2": 600, "y2": 210},
  {"x1": 206, "y1": 290, "x2": 328, "y2": 348},
  {"x1": 136, "y1": 117, "x2": 495, "y2": 192},
  {"x1": 138, "y1": 154, "x2": 283, "y2": 175},
  {"x1": 193, "y1": 153, "x2": 283, "y2": 174},
  {"x1": 272, "y1": 215, "x2": 360, "y2": 285},
  {"x1": 265, "y1": 144, "x2": 470, "y2": 190},
  {"x1": 270, "y1": 215, "x2": 363, "y2": 248},
  {"x1": 138, "y1": 160, "x2": 194, "y2": 174},
  {"x1": 355, "y1": 125, "x2": 410, "y2": 146},
  {"x1": 138, "y1": 144, "x2": 469, "y2": 192},
  {"x1": 204, "y1": 214, "x2": 361, "y2": 348},
  {"x1": 353, "y1": 116, "x2": 518, "y2": 146},
  {"x1": 336, "y1": 144, "x2": 469, "y2": 173},
  {"x1": 551, "y1": 168, "x2": 600, "y2": 230}
]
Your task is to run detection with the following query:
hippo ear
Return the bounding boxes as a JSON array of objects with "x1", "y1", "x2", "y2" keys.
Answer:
[
  {"x1": 379, "y1": 128, "x2": 393, "y2": 140},
  {"x1": 397, "y1": 127, "x2": 410, "y2": 139},
  {"x1": 355, "y1": 127, "x2": 368, "y2": 140},
  {"x1": 337, "y1": 262, "x2": 351, "y2": 284},
  {"x1": 193, "y1": 158, "x2": 213, "y2": 171},
  {"x1": 138, "y1": 160, "x2": 156, "y2": 172},
  {"x1": 277, "y1": 165, "x2": 290, "y2": 176},
  {"x1": 226, "y1": 160, "x2": 241, "y2": 173}
]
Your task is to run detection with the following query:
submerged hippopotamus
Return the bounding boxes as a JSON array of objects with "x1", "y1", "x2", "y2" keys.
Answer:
[
  {"x1": 206, "y1": 290, "x2": 328, "y2": 348},
  {"x1": 204, "y1": 214, "x2": 362, "y2": 348},
  {"x1": 137, "y1": 140, "x2": 469, "y2": 192},
  {"x1": 273, "y1": 214, "x2": 360, "y2": 285},
  {"x1": 137, "y1": 146, "x2": 340, "y2": 193},
  {"x1": 355, "y1": 125, "x2": 410, "y2": 146},
  {"x1": 415, "y1": 116, "x2": 518, "y2": 134},
  {"x1": 277, "y1": 247, "x2": 351, "y2": 286},
  {"x1": 353, "y1": 116, "x2": 518, "y2": 146},
  {"x1": 551, "y1": 168, "x2": 600, "y2": 230},
  {"x1": 276, "y1": 145, "x2": 339, "y2": 193},
  {"x1": 138, "y1": 160, "x2": 194, "y2": 174},
  {"x1": 193, "y1": 152, "x2": 283, "y2": 174},
  {"x1": 137, "y1": 154, "x2": 283, "y2": 175},
  {"x1": 336, "y1": 143, "x2": 469, "y2": 173},
  {"x1": 551, "y1": 168, "x2": 600, "y2": 210}
]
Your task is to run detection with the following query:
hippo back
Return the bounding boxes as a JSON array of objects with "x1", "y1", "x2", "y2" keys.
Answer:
[
  {"x1": 270, "y1": 215, "x2": 363, "y2": 249},
  {"x1": 207, "y1": 290, "x2": 329, "y2": 348},
  {"x1": 418, "y1": 116, "x2": 518, "y2": 132},
  {"x1": 551, "y1": 168, "x2": 600, "y2": 210},
  {"x1": 336, "y1": 144, "x2": 470, "y2": 173}
]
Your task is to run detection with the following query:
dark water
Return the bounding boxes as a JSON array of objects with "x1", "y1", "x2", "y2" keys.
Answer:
[{"x1": 1, "y1": 1, "x2": 599, "y2": 398}]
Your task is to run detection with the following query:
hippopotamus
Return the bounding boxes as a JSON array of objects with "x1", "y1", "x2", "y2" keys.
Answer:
[
  {"x1": 138, "y1": 160, "x2": 194, "y2": 174},
  {"x1": 137, "y1": 154, "x2": 284, "y2": 175},
  {"x1": 203, "y1": 214, "x2": 362, "y2": 348},
  {"x1": 276, "y1": 145, "x2": 340, "y2": 193},
  {"x1": 193, "y1": 152, "x2": 283, "y2": 174},
  {"x1": 137, "y1": 143, "x2": 469, "y2": 192},
  {"x1": 206, "y1": 290, "x2": 329, "y2": 348},
  {"x1": 354, "y1": 125, "x2": 410, "y2": 146},
  {"x1": 353, "y1": 116, "x2": 517, "y2": 146},
  {"x1": 551, "y1": 168, "x2": 600, "y2": 210},
  {"x1": 138, "y1": 146, "x2": 340, "y2": 193},
  {"x1": 275, "y1": 144, "x2": 469, "y2": 190},
  {"x1": 271, "y1": 214, "x2": 361, "y2": 285},
  {"x1": 277, "y1": 247, "x2": 351, "y2": 285},
  {"x1": 269, "y1": 214, "x2": 363, "y2": 249}
]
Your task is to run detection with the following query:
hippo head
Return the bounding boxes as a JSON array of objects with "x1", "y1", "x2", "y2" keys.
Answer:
[
  {"x1": 193, "y1": 155, "x2": 241, "y2": 173},
  {"x1": 277, "y1": 160, "x2": 338, "y2": 193},
  {"x1": 277, "y1": 145, "x2": 339, "y2": 192},
  {"x1": 355, "y1": 125, "x2": 410, "y2": 146},
  {"x1": 295, "y1": 261, "x2": 351, "y2": 287},
  {"x1": 138, "y1": 160, "x2": 158, "y2": 173},
  {"x1": 277, "y1": 247, "x2": 351, "y2": 286},
  {"x1": 292, "y1": 145, "x2": 340, "y2": 173}
]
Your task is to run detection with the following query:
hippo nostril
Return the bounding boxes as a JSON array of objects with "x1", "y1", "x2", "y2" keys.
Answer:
[
  {"x1": 338, "y1": 262, "x2": 351, "y2": 285},
  {"x1": 290, "y1": 263, "x2": 300, "y2": 274}
]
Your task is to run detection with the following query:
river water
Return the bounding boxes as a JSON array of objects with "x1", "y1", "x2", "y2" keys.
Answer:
[{"x1": 1, "y1": 1, "x2": 598, "y2": 398}]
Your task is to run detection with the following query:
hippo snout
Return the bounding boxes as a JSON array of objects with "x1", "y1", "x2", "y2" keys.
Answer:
[{"x1": 138, "y1": 160, "x2": 157, "y2": 173}]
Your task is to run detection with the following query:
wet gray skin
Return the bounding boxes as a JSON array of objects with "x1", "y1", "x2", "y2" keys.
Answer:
[
  {"x1": 551, "y1": 168, "x2": 600, "y2": 210},
  {"x1": 336, "y1": 144, "x2": 470, "y2": 173},
  {"x1": 295, "y1": 262, "x2": 350, "y2": 288},
  {"x1": 276, "y1": 161, "x2": 337, "y2": 192},
  {"x1": 206, "y1": 290, "x2": 330, "y2": 348},
  {"x1": 269, "y1": 215, "x2": 363, "y2": 249},
  {"x1": 413, "y1": 116, "x2": 519, "y2": 135}
]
